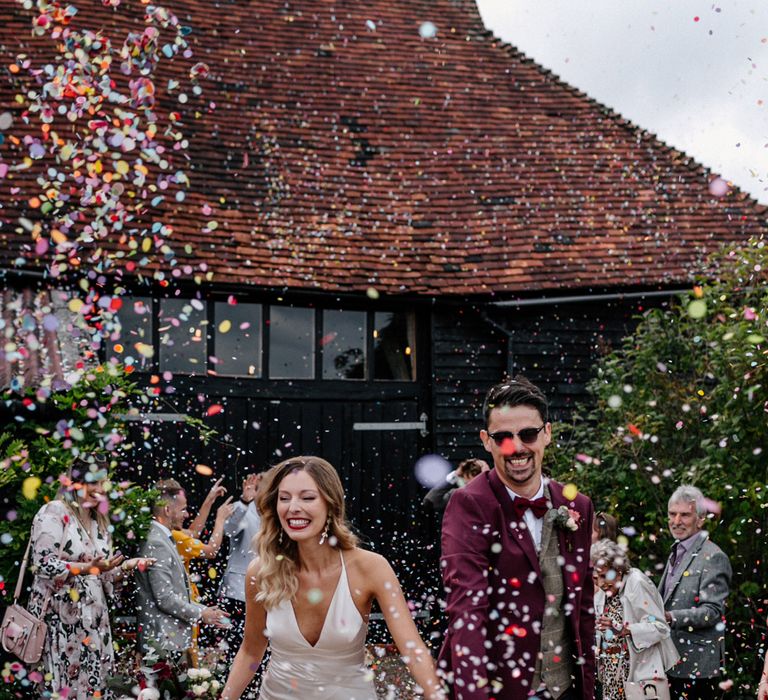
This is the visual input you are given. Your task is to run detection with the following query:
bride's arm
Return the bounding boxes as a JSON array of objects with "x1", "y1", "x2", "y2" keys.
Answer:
[
  {"x1": 366, "y1": 551, "x2": 446, "y2": 700},
  {"x1": 221, "y1": 559, "x2": 268, "y2": 699}
]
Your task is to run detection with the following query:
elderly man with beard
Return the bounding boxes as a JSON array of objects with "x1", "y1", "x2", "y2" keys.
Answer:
[{"x1": 439, "y1": 377, "x2": 596, "y2": 700}]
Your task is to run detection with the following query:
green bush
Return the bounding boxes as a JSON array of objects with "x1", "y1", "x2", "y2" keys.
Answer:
[
  {"x1": 0, "y1": 365, "x2": 156, "y2": 596},
  {"x1": 550, "y1": 237, "x2": 768, "y2": 695}
]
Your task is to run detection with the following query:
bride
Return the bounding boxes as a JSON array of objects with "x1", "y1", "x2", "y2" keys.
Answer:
[{"x1": 222, "y1": 456, "x2": 445, "y2": 699}]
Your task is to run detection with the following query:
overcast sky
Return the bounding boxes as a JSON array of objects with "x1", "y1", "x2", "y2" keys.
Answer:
[{"x1": 475, "y1": 0, "x2": 768, "y2": 204}]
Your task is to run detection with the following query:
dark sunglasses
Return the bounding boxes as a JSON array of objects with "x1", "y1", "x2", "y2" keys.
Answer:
[{"x1": 487, "y1": 425, "x2": 546, "y2": 446}]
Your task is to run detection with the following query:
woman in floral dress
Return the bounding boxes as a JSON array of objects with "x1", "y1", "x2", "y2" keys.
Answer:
[{"x1": 27, "y1": 457, "x2": 152, "y2": 698}]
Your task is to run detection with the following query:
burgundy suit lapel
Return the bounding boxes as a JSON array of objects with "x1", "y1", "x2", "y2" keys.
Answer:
[{"x1": 487, "y1": 470, "x2": 542, "y2": 577}]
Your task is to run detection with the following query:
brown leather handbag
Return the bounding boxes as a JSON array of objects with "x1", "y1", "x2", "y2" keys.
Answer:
[{"x1": 1, "y1": 537, "x2": 50, "y2": 664}]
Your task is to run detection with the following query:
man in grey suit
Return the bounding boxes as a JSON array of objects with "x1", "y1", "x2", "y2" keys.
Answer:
[
  {"x1": 658, "y1": 484, "x2": 732, "y2": 700},
  {"x1": 136, "y1": 479, "x2": 228, "y2": 661}
]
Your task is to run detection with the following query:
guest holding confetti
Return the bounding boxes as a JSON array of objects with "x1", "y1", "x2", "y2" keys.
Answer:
[
  {"x1": 592, "y1": 538, "x2": 678, "y2": 700},
  {"x1": 27, "y1": 454, "x2": 154, "y2": 698},
  {"x1": 592, "y1": 511, "x2": 619, "y2": 543},
  {"x1": 172, "y1": 476, "x2": 234, "y2": 665}
]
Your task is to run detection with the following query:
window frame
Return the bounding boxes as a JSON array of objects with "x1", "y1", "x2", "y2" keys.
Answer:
[{"x1": 110, "y1": 296, "x2": 419, "y2": 383}]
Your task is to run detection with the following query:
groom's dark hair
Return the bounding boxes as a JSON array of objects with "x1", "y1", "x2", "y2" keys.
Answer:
[{"x1": 482, "y1": 375, "x2": 549, "y2": 426}]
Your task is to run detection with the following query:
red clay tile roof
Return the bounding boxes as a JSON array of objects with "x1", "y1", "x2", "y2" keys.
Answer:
[{"x1": 1, "y1": 0, "x2": 765, "y2": 297}]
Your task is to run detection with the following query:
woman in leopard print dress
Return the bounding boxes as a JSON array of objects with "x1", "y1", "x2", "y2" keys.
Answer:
[{"x1": 591, "y1": 539, "x2": 679, "y2": 700}]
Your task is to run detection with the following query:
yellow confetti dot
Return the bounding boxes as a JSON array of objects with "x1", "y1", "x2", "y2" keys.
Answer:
[
  {"x1": 67, "y1": 298, "x2": 83, "y2": 313},
  {"x1": 562, "y1": 483, "x2": 578, "y2": 501},
  {"x1": 68, "y1": 589, "x2": 80, "y2": 602},
  {"x1": 208, "y1": 567, "x2": 217, "y2": 579},
  {"x1": 218, "y1": 319, "x2": 231, "y2": 333},
  {"x1": 115, "y1": 160, "x2": 129, "y2": 176},
  {"x1": 142, "y1": 237, "x2": 152, "y2": 252},
  {"x1": 135, "y1": 342, "x2": 155, "y2": 358},
  {"x1": 51, "y1": 229, "x2": 67, "y2": 245},
  {"x1": 22, "y1": 476, "x2": 42, "y2": 500}
]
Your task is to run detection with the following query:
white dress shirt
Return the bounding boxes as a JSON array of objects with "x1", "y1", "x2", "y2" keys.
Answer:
[{"x1": 506, "y1": 479, "x2": 547, "y2": 550}]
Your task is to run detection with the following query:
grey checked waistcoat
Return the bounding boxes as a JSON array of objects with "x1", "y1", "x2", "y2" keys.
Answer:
[{"x1": 530, "y1": 490, "x2": 575, "y2": 698}]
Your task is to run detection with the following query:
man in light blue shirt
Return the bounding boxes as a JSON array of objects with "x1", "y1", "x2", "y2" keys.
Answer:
[{"x1": 218, "y1": 472, "x2": 263, "y2": 694}]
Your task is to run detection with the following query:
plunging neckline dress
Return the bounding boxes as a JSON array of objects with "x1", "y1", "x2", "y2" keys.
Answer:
[{"x1": 260, "y1": 551, "x2": 376, "y2": 699}]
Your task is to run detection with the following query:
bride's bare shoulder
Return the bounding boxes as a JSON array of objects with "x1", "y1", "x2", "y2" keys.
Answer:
[{"x1": 344, "y1": 547, "x2": 393, "y2": 577}]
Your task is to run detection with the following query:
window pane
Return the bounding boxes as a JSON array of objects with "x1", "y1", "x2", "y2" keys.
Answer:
[
  {"x1": 269, "y1": 306, "x2": 314, "y2": 379},
  {"x1": 159, "y1": 298, "x2": 207, "y2": 375},
  {"x1": 214, "y1": 302, "x2": 262, "y2": 377},
  {"x1": 373, "y1": 312, "x2": 416, "y2": 380},
  {"x1": 322, "y1": 310, "x2": 366, "y2": 379},
  {"x1": 109, "y1": 296, "x2": 153, "y2": 370}
]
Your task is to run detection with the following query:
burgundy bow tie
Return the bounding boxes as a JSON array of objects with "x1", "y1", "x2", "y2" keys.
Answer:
[{"x1": 512, "y1": 496, "x2": 549, "y2": 519}]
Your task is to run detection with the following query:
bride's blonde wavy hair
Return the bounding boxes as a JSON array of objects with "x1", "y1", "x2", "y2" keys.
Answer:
[{"x1": 253, "y1": 456, "x2": 358, "y2": 609}]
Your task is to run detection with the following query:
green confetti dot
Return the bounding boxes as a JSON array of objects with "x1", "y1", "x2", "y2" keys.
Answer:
[{"x1": 687, "y1": 300, "x2": 707, "y2": 319}]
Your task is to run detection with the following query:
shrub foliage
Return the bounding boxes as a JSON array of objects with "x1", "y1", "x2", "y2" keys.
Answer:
[{"x1": 550, "y1": 237, "x2": 768, "y2": 694}]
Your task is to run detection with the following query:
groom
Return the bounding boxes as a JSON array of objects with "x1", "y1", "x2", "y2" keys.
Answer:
[{"x1": 439, "y1": 377, "x2": 595, "y2": 699}]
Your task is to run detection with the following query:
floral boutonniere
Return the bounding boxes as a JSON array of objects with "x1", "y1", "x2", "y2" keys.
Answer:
[{"x1": 552, "y1": 505, "x2": 580, "y2": 532}]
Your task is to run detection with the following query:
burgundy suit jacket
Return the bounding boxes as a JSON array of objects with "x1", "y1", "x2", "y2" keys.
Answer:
[{"x1": 438, "y1": 470, "x2": 595, "y2": 699}]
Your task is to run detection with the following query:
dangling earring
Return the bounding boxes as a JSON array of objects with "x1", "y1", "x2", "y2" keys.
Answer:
[
  {"x1": 278, "y1": 529, "x2": 284, "y2": 545},
  {"x1": 319, "y1": 517, "x2": 331, "y2": 545}
]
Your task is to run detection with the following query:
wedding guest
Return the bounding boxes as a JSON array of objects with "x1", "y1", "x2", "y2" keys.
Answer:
[
  {"x1": 592, "y1": 538, "x2": 679, "y2": 700},
  {"x1": 758, "y1": 643, "x2": 768, "y2": 700},
  {"x1": 658, "y1": 485, "x2": 732, "y2": 700},
  {"x1": 222, "y1": 456, "x2": 445, "y2": 700},
  {"x1": 592, "y1": 511, "x2": 619, "y2": 543},
  {"x1": 218, "y1": 472, "x2": 264, "y2": 686},
  {"x1": 28, "y1": 455, "x2": 154, "y2": 698},
  {"x1": 135, "y1": 479, "x2": 228, "y2": 663},
  {"x1": 171, "y1": 477, "x2": 234, "y2": 665},
  {"x1": 422, "y1": 458, "x2": 489, "y2": 541}
]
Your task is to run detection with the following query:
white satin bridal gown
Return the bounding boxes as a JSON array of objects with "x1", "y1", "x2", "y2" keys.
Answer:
[{"x1": 259, "y1": 551, "x2": 377, "y2": 700}]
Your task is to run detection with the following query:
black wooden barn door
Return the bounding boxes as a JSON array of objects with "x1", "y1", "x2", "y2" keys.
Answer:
[{"x1": 124, "y1": 392, "x2": 429, "y2": 547}]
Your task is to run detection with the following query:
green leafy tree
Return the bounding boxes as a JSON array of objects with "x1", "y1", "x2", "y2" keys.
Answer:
[
  {"x1": 550, "y1": 237, "x2": 768, "y2": 695},
  {"x1": 0, "y1": 365, "x2": 157, "y2": 590}
]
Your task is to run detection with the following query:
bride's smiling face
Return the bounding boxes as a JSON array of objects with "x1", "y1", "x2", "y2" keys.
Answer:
[{"x1": 276, "y1": 469, "x2": 329, "y2": 543}]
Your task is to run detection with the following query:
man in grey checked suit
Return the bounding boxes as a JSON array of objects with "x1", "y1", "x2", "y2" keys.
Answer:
[
  {"x1": 135, "y1": 479, "x2": 227, "y2": 660},
  {"x1": 658, "y1": 484, "x2": 732, "y2": 700}
]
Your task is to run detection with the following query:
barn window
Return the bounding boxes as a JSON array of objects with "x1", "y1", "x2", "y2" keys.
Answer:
[
  {"x1": 110, "y1": 296, "x2": 153, "y2": 370},
  {"x1": 268, "y1": 305, "x2": 315, "y2": 379},
  {"x1": 158, "y1": 298, "x2": 207, "y2": 375},
  {"x1": 213, "y1": 302, "x2": 262, "y2": 377},
  {"x1": 109, "y1": 298, "x2": 417, "y2": 382},
  {"x1": 322, "y1": 310, "x2": 366, "y2": 379},
  {"x1": 373, "y1": 311, "x2": 416, "y2": 380}
]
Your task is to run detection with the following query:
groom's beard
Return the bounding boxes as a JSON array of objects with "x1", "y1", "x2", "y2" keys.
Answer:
[{"x1": 501, "y1": 451, "x2": 537, "y2": 485}]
